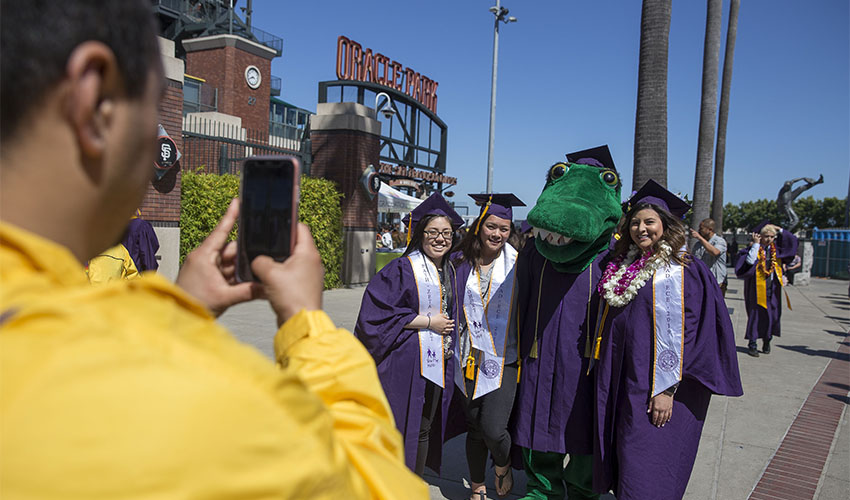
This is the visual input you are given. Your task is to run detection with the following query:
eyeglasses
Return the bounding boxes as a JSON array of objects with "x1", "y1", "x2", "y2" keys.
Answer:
[{"x1": 424, "y1": 229, "x2": 454, "y2": 240}]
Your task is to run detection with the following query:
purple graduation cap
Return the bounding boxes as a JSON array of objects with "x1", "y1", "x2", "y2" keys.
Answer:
[
  {"x1": 566, "y1": 144, "x2": 616, "y2": 171},
  {"x1": 401, "y1": 192, "x2": 464, "y2": 230},
  {"x1": 469, "y1": 193, "x2": 526, "y2": 235},
  {"x1": 628, "y1": 179, "x2": 691, "y2": 219}
]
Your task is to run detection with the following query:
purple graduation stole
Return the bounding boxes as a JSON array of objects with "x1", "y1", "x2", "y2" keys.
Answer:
[
  {"x1": 651, "y1": 259, "x2": 685, "y2": 397},
  {"x1": 408, "y1": 251, "x2": 446, "y2": 388}
]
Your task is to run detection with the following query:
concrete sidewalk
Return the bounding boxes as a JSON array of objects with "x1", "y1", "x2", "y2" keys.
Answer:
[{"x1": 218, "y1": 276, "x2": 849, "y2": 500}]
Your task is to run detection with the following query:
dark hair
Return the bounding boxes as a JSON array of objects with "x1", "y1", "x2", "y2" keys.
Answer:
[
  {"x1": 453, "y1": 213, "x2": 517, "y2": 266},
  {"x1": 402, "y1": 214, "x2": 457, "y2": 259},
  {"x1": 0, "y1": 0, "x2": 161, "y2": 142},
  {"x1": 612, "y1": 202, "x2": 690, "y2": 266}
]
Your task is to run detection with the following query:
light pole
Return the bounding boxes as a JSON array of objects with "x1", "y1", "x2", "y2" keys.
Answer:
[{"x1": 485, "y1": 1, "x2": 517, "y2": 193}]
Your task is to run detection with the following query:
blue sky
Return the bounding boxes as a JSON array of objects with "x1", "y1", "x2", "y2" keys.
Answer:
[{"x1": 250, "y1": 0, "x2": 849, "y2": 219}]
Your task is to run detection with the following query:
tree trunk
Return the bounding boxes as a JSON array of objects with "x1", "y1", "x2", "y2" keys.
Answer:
[
  {"x1": 633, "y1": 0, "x2": 672, "y2": 190},
  {"x1": 712, "y1": 0, "x2": 741, "y2": 233},
  {"x1": 691, "y1": 0, "x2": 723, "y2": 229}
]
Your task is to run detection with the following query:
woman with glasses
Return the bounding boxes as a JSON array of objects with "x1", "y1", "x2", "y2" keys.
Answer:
[
  {"x1": 452, "y1": 193, "x2": 525, "y2": 499},
  {"x1": 355, "y1": 193, "x2": 464, "y2": 477}
]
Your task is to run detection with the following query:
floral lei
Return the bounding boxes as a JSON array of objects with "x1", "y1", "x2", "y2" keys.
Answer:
[
  {"x1": 757, "y1": 242, "x2": 777, "y2": 275},
  {"x1": 597, "y1": 241, "x2": 673, "y2": 308}
]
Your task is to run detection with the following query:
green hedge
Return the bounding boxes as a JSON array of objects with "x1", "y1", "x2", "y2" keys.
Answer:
[{"x1": 180, "y1": 171, "x2": 344, "y2": 289}]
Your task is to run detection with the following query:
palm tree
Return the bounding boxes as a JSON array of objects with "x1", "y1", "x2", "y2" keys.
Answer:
[
  {"x1": 691, "y1": 0, "x2": 723, "y2": 229},
  {"x1": 711, "y1": 0, "x2": 741, "y2": 233},
  {"x1": 633, "y1": 0, "x2": 672, "y2": 190}
]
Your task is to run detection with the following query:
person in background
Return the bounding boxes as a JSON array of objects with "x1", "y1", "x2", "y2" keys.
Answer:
[
  {"x1": 593, "y1": 181, "x2": 742, "y2": 500},
  {"x1": 381, "y1": 224, "x2": 394, "y2": 250},
  {"x1": 355, "y1": 193, "x2": 464, "y2": 477},
  {"x1": 784, "y1": 254, "x2": 802, "y2": 285},
  {"x1": 87, "y1": 242, "x2": 140, "y2": 284},
  {"x1": 122, "y1": 210, "x2": 160, "y2": 272},
  {"x1": 0, "y1": 1, "x2": 426, "y2": 497},
  {"x1": 735, "y1": 222, "x2": 798, "y2": 357},
  {"x1": 453, "y1": 193, "x2": 524, "y2": 499},
  {"x1": 690, "y1": 218, "x2": 728, "y2": 296}
]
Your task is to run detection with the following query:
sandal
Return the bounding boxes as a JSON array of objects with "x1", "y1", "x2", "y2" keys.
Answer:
[
  {"x1": 494, "y1": 465, "x2": 513, "y2": 498},
  {"x1": 469, "y1": 481, "x2": 487, "y2": 500}
]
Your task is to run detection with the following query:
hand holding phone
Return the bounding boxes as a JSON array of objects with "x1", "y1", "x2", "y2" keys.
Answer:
[{"x1": 236, "y1": 156, "x2": 300, "y2": 282}]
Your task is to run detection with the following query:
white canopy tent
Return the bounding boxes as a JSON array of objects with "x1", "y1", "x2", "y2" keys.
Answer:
[{"x1": 377, "y1": 182, "x2": 423, "y2": 213}]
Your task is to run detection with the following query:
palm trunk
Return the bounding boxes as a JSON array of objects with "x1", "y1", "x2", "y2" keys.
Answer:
[
  {"x1": 633, "y1": 0, "x2": 672, "y2": 190},
  {"x1": 711, "y1": 0, "x2": 741, "y2": 233},
  {"x1": 691, "y1": 0, "x2": 723, "y2": 229}
]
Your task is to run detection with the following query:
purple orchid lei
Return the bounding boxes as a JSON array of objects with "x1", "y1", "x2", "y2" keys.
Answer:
[{"x1": 597, "y1": 248, "x2": 654, "y2": 296}]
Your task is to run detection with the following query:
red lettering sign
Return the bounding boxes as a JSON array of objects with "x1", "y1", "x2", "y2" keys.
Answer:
[{"x1": 336, "y1": 35, "x2": 439, "y2": 114}]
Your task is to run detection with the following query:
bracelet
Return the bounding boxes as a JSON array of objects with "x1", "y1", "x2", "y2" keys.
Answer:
[{"x1": 426, "y1": 315, "x2": 431, "y2": 330}]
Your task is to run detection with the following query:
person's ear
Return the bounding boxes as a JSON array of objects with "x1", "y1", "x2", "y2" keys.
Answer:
[{"x1": 63, "y1": 41, "x2": 122, "y2": 163}]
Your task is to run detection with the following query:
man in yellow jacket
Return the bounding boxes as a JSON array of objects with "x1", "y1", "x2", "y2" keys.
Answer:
[{"x1": 0, "y1": 1, "x2": 426, "y2": 498}]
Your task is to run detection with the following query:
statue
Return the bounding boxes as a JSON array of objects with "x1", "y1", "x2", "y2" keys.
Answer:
[{"x1": 776, "y1": 175, "x2": 824, "y2": 230}]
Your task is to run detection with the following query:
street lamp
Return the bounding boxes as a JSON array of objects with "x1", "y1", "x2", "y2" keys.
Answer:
[
  {"x1": 485, "y1": 0, "x2": 517, "y2": 193},
  {"x1": 375, "y1": 92, "x2": 396, "y2": 120}
]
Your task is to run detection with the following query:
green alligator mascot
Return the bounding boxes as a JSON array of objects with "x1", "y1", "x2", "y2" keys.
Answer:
[{"x1": 511, "y1": 145, "x2": 622, "y2": 500}]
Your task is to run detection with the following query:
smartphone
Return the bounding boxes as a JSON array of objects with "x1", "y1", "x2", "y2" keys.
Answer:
[{"x1": 236, "y1": 155, "x2": 300, "y2": 282}]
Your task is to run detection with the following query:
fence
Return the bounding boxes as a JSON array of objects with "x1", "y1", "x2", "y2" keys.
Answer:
[{"x1": 181, "y1": 116, "x2": 307, "y2": 175}]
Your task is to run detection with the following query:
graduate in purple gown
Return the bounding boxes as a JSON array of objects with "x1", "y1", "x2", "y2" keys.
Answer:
[
  {"x1": 735, "y1": 221, "x2": 798, "y2": 357},
  {"x1": 593, "y1": 180, "x2": 743, "y2": 500},
  {"x1": 121, "y1": 211, "x2": 160, "y2": 272},
  {"x1": 354, "y1": 193, "x2": 463, "y2": 475},
  {"x1": 451, "y1": 193, "x2": 524, "y2": 499},
  {"x1": 512, "y1": 146, "x2": 623, "y2": 500}
]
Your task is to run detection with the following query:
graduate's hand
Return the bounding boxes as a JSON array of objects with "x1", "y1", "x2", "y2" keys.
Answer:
[
  {"x1": 177, "y1": 199, "x2": 262, "y2": 316},
  {"x1": 252, "y1": 223, "x2": 324, "y2": 327},
  {"x1": 430, "y1": 314, "x2": 455, "y2": 335},
  {"x1": 751, "y1": 232, "x2": 761, "y2": 245},
  {"x1": 648, "y1": 393, "x2": 673, "y2": 428}
]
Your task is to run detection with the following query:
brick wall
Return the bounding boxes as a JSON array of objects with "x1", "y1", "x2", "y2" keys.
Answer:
[
  {"x1": 310, "y1": 129, "x2": 380, "y2": 229},
  {"x1": 186, "y1": 46, "x2": 270, "y2": 139},
  {"x1": 140, "y1": 79, "x2": 182, "y2": 223}
]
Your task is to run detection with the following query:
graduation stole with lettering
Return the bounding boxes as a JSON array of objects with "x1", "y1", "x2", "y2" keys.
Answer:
[
  {"x1": 650, "y1": 258, "x2": 685, "y2": 398},
  {"x1": 755, "y1": 243, "x2": 791, "y2": 310},
  {"x1": 457, "y1": 243, "x2": 518, "y2": 399},
  {"x1": 408, "y1": 251, "x2": 446, "y2": 388}
]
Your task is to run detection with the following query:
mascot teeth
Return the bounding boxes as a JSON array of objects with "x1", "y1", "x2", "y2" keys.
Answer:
[{"x1": 532, "y1": 227, "x2": 573, "y2": 247}]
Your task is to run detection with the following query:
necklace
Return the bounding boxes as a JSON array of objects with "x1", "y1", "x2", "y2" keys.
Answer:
[
  {"x1": 598, "y1": 241, "x2": 673, "y2": 308},
  {"x1": 757, "y1": 243, "x2": 776, "y2": 275}
]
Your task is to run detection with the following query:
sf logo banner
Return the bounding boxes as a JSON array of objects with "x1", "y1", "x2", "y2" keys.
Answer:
[
  {"x1": 360, "y1": 164, "x2": 381, "y2": 200},
  {"x1": 154, "y1": 124, "x2": 181, "y2": 179}
]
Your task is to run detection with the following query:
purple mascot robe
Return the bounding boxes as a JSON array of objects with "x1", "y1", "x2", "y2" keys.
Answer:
[
  {"x1": 594, "y1": 258, "x2": 743, "y2": 500},
  {"x1": 511, "y1": 242, "x2": 606, "y2": 455},
  {"x1": 354, "y1": 256, "x2": 460, "y2": 472},
  {"x1": 735, "y1": 230, "x2": 798, "y2": 343}
]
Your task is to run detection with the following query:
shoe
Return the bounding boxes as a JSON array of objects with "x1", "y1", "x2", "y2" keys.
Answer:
[
  {"x1": 469, "y1": 482, "x2": 487, "y2": 500},
  {"x1": 763, "y1": 340, "x2": 771, "y2": 354},
  {"x1": 747, "y1": 346, "x2": 760, "y2": 357},
  {"x1": 494, "y1": 465, "x2": 513, "y2": 498}
]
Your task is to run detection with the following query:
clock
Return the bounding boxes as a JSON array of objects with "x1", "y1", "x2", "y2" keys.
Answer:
[{"x1": 244, "y1": 65, "x2": 261, "y2": 89}]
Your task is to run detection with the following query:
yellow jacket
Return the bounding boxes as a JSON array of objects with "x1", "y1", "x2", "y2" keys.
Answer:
[
  {"x1": 87, "y1": 243, "x2": 140, "y2": 284},
  {"x1": 0, "y1": 222, "x2": 427, "y2": 499}
]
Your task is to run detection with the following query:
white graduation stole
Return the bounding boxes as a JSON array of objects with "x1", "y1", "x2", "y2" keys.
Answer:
[
  {"x1": 651, "y1": 259, "x2": 685, "y2": 397},
  {"x1": 458, "y1": 244, "x2": 518, "y2": 399},
  {"x1": 408, "y1": 251, "x2": 445, "y2": 388}
]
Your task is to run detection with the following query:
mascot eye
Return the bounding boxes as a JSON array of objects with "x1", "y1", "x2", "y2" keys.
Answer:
[
  {"x1": 549, "y1": 163, "x2": 568, "y2": 180},
  {"x1": 601, "y1": 170, "x2": 619, "y2": 186}
]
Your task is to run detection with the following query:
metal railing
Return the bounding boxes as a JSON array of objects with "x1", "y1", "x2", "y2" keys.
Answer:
[
  {"x1": 270, "y1": 75, "x2": 281, "y2": 97},
  {"x1": 251, "y1": 26, "x2": 283, "y2": 56}
]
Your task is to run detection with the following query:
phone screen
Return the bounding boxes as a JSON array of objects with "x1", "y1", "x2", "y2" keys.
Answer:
[{"x1": 237, "y1": 157, "x2": 297, "y2": 282}]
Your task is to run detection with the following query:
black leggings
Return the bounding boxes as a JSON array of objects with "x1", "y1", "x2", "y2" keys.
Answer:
[
  {"x1": 415, "y1": 380, "x2": 442, "y2": 476},
  {"x1": 462, "y1": 362, "x2": 518, "y2": 483}
]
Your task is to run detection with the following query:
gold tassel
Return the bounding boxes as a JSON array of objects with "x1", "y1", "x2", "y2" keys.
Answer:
[
  {"x1": 465, "y1": 352, "x2": 475, "y2": 380},
  {"x1": 474, "y1": 196, "x2": 493, "y2": 235}
]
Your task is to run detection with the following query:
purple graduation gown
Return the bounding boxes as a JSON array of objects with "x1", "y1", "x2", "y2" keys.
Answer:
[
  {"x1": 354, "y1": 256, "x2": 460, "y2": 472},
  {"x1": 511, "y1": 243, "x2": 606, "y2": 455},
  {"x1": 121, "y1": 218, "x2": 159, "y2": 272},
  {"x1": 593, "y1": 258, "x2": 743, "y2": 500},
  {"x1": 734, "y1": 231, "x2": 798, "y2": 342}
]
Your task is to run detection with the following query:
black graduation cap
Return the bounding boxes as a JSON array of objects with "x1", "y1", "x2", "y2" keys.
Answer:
[
  {"x1": 468, "y1": 193, "x2": 526, "y2": 221},
  {"x1": 565, "y1": 145, "x2": 616, "y2": 171},
  {"x1": 627, "y1": 179, "x2": 691, "y2": 219},
  {"x1": 401, "y1": 192, "x2": 464, "y2": 230}
]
